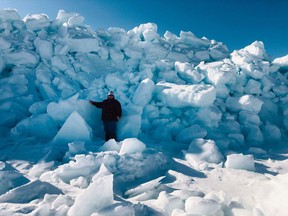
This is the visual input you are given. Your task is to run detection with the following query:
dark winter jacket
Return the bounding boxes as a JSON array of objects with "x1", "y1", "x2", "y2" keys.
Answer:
[{"x1": 90, "y1": 98, "x2": 122, "y2": 121}]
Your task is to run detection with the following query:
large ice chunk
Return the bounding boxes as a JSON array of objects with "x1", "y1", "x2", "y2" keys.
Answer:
[
  {"x1": 67, "y1": 14, "x2": 85, "y2": 27},
  {"x1": 245, "y1": 79, "x2": 262, "y2": 95},
  {"x1": 100, "y1": 139, "x2": 120, "y2": 152},
  {"x1": 0, "y1": 74, "x2": 28, "y2": 85},
  {"x1": 209, "y1": 43, "x2": 230, "y2": 60},
  {"x1": 105, "y1": 73, "x2": 129, "y2": 89},
  {"x1": 37, "y1": 83, "x2": 58, "y2": 100},
  {"x1": 4, "y1": 51, "x2": 39, "y2": 68},
  {"x1": 197, "y1": 106, "x2": 222, "y2": 127},
  {"x1": 24, "y1": 14, "x2": 50, "y2": 31},
  {"x1": 0, "y1": 37, "x2": 11, "y2": 50},
  {"x1": 204, "y1": 67, "x2": 234, "y2": 85},
  {"x1": 50, "y1": 56, "x2": 69, "y2": 72},
  {"x1": 58, "y1": 38, "x2": 100, "y2": 53},
  {"x1": 195, "y1": 50, "x2": 210, "y2": 61},
  {"x1": 0, "y1": 9, "x2": 21, "y2": 21},
  {"x1": 129, "y1": 23, "x2": 158, "y2": 42},
  {"x1": 132, "y1": 78, "x2": 155, "y2": 107},
  {"x1": 175, "y1": 61, "x2": 205, "y2": 83},
  {"x1": 156, "y1": 82, "x2": 216, "y2": 108},
  {"x1": 117, "y1": 108, "x2": 142, "y2": 140},
  {"x1": 239, "y1": 110, "x2": 261, "y2": 127},
  {"x1": 0, "y1": 101, "x2": 28, "y2": 127},
  {"x1": 11, "y1": 114, "x2": 58, "y2": 138},
  {"x1": 263, "y1": 123, "x2": 281, "y2": 142},
  {"x1": 166, "y1": 51, "x2": 189, "y2": 63},
  {"x1": 36, "y1": 68, "x2": 52, "y2": 83},
  {"x1": 179, "y1": 31, "x2": 210, "y2": 48},
  {"x1": 243, "y1": 41, "x2": 266, "y2": 58},
  {"x1": 226, "y1": 95, "x2": 263, "y2": 114},
  {"x1": 34, "y1": 38, "x2": 53, "y2": 59},
  {"x1": 142, "y1": 23, "x2": 159, "y2": 42},
  {"x1": 119, "y1": 138, "x2": 146, "y2": 155},
  {"x1": 47, "y1": 94, "x2": 99, "y2": 128},
  {"x1": 56, "y1": 10, "x2": 85, "y2": 26},
  {"x1": 273, "y1": 55, "x2": 288, "y2": 70},
  {"x1": 68, "y1": 164, "x2": 113, "y2": 216},
  {"x1": 225, "y1": 153, "x2": 255, "y2": 171},
  {"x1": 124, "y1": 44, "x2": 143, "y2": 59},
  {"x1": 245, "y1": 125, "x2": 264, "y2": 144},
  {"x1": 272, "y1": 84, "x2": 288, "y2": 96},
  {"x1": 109, "y1": 47, "x2": 124, "y2": 62},
  {"x1": 107, "y1": 27, "x2": 129, "y2": 49},
  {"x1": 175, "y1": 125, "x2": 207, "y2": 144},
  {"x1": 53, "y1": 111, "x2": 92, "y2": 144}
]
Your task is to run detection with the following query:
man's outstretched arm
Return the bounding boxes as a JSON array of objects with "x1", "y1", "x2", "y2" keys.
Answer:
[{"x1": 89, "y1": 100, "x2": 103, "y2": 108}]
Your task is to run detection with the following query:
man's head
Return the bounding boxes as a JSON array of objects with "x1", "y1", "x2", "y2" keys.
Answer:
[{"x1": 107, "y1": 91, "x2": 114, "y2": 99}]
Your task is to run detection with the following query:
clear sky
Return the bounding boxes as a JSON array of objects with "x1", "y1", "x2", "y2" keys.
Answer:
[{"x1": 0, "y1": 0, "x2": 287, "y2": 58}]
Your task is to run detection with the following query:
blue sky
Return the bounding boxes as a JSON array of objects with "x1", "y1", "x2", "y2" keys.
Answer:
[{"x1": 0, "y1": 0, "x2": 287, "y2": 57}]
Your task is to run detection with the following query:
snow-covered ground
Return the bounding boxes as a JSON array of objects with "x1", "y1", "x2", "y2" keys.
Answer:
[{"x1": 0, "y1": 9, "x2": 288, "y2": 216}]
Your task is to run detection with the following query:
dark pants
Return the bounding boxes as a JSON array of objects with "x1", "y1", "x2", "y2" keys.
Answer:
[{"x1": 103, "y1": 121, "x2": 117, "y2": 141}]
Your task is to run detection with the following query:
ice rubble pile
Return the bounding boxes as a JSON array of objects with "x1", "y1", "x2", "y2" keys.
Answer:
[
  {"x1": 0, "y1": 8, "x2": 288, "y2": 150},
  {"x1": 1, "y1": 8, "x2": 288, "y2": 216}
]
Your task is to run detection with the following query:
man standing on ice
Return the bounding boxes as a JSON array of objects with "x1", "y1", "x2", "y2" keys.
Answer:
[{"x1": 89, "y1": 91, "x2": 122, "y2": 141}]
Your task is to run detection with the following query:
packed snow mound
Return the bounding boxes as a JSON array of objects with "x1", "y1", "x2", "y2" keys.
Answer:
[{"x1": 0, "y1": 8, "x2": 287, "y2": 151}]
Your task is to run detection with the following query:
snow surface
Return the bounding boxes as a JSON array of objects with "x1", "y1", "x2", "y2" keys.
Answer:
[{"x1": 0, "y1": 8, "x2": 288, "y2": 216}]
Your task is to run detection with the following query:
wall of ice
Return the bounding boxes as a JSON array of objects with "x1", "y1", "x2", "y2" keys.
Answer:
[{"x1": 0, "y1": 9, "x2": 288, "y2": 151}]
